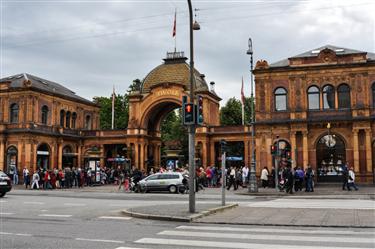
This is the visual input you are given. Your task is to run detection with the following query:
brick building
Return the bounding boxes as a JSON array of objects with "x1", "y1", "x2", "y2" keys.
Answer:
[
  {"x1": 0, "y1": 73, "x2": 100, "y2": 173},
  {"x1": 253, "y1": 45, "x2": 375, "y2": 182}
]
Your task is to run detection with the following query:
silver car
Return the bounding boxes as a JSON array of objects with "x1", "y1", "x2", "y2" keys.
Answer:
[{"x1": 139, "y1": 172, "x2": 184, "y2": 193}]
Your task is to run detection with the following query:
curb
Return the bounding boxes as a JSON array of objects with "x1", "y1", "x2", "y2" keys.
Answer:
[
  {"x1": 194, "y1": 221, "x2": 375, "y2": 229},
  {"x1": 121, "y1": 203, "x2": 239, "y2": 223}
]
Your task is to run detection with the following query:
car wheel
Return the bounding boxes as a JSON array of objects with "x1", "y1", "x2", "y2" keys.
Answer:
[
  {"x1": 169, "y1": 185, "x2": 177, "y2": 193},
  {"x1": 0, "y1": 192, "x2": 5, "y2": 198}
]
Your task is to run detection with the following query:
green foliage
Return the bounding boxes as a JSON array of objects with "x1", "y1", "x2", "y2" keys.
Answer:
[
  {"x1": 93, "y1": 79, "x2": 142, "y2": 130},
  {"x1": 160, "y1": 109, "x2": 188, "y2": 161},
  {"x1": 220, "y1": 96, "x2": 254, "y2": 125}
]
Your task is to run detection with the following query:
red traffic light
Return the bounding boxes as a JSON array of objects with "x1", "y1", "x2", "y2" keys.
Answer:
[{"x1": 185, "y1": 104, "x2": 192, "y2": 113}]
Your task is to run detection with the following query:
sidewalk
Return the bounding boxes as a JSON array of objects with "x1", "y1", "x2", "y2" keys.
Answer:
[{"x1": 121, "y1": 185, "x2": 375, "y2": 228}]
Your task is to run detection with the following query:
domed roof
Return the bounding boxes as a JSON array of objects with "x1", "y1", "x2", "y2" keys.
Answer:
[{"x1": 141, "y1": 52, "x2": 209, "y2": 93}]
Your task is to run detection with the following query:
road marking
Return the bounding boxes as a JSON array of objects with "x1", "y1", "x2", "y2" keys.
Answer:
[
  {"x1": 115, "y1": 247, "x2": 150, "y2": 249},
  {"x1": 0, "y1": 200, "x2": 7, "y2": 203},
  {"x1": 38, "y1": 214, "x2": 72, "y2": 218},
  {"x1": 63, "y1": 203, "x2": 86, "y2": 206},
  {"x1": 24, "y1": 201, "x2": 44, "y2": 205},
  {"x1": 159, "y1": 230, "x2": 373, "y2": 244},
  {"x1": 0, "y1": 212, "x2": 14, "y2": 215},
  {"x1": 75, "y1": 238, "x2": 124, "y2": 243},
  {"x1": 176, "y1": 225, "x2": 375, "y2": 236},
  {"x1": 98, "y1": 216, "x2": 132, "y2": 220},
  {"x1": 0, "y1": 232, "x2": 32, "y2": 237},
  {"x1": 40, "y1": 210, "x2": 48, "y2": 212},
  {"x1": 247, "y1": 199, "x2": 375, "y2": 210},
  {"x1": 135, "y1": 238, "x2": 367, "y2": 249}
]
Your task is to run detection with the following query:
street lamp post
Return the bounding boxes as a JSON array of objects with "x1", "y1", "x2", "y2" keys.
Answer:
[
  {"x1": 247, "y1": 38, "x2": 258, "y2": 193},
  {"x1": 187, "y1": 0, "x2": 200, "y2": 213}
]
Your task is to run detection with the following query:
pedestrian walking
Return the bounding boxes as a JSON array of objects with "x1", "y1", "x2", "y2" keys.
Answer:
[
  {"x1": 242, "y1": 165, "x2": 249, "y2": 187},
  {"x1": 305, "y1": 165, "x2": 314, "y2": 192},
  {"x1": 294, "y1": 167, "x2": 304, "y2": 192},
  {"x1": 347, "y1": 167, "x2": 359, "y2": 191},
  {"x1": 341, "y1": 162, "x2": 349, "y2": 190},
  {"x1": 31, "y1": 170, "x2": 40, "y2": 189},
  {"x1": 284, "y1": 166, "x2": 294, "y2": 194},
  {"x1": 226, "y1": 166, "x2": 237, "y2": 190},
  {"x1": 261, "y1": 166, "x2": 269, "y2": 188},
  {"x1": 23, "y1": 167, "x2": 30, "y2": 189}
]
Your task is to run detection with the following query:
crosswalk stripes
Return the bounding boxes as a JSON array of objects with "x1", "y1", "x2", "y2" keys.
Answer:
[{"x1": 133, "y1": 224, "x2": 375, "y2": 249}]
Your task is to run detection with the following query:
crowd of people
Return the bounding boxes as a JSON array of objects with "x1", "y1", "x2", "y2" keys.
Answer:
[{"x1": 7, "y1": 161, "x2": 359, "y2": 193}]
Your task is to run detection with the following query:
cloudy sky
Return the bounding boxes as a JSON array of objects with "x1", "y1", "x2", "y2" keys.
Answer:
[{"x1": 1, "y1": 0, "x2": 374, "y2": 105}]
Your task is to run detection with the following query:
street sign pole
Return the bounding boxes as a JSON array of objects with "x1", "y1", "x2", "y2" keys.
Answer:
[{"x1": 221, "y1": 151, "x2": 226, "y2": 206}]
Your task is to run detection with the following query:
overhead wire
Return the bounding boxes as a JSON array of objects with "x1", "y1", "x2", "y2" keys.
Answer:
[{"x1": 3, "y1": 1, "x2": 372, "y2": 49}]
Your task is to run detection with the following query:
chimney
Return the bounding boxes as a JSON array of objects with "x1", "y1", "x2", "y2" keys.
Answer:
[{"x1": 210, "y1": 81, "x2": 215, "y2": 92}]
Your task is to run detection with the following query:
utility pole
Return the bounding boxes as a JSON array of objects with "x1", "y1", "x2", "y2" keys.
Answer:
[
  {"x1": 221, "y1": 139, "x2": 227, "y2": 206},
  {"x1": 247, "y1": 38, "x2": 258, "y2": 193},
  {"x1": 187, "y1": 0, "x2": 200, "y2": 213}
]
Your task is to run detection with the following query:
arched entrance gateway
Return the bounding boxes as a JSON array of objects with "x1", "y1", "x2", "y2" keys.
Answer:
[
  {"x1": 126, "y1": 52, "x2": 221, "y2": 171},
  {"x1": 316, "y1": 133, "x2": 346, "y2": 182}
]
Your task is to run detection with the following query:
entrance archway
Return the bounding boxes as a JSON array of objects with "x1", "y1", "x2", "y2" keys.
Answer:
[
  {"x1": 126, "y1": 52, "x2": 221, "y2": 170},
  {"x1": 316, "y1": 133, "x2": 346, "y2": 182},
  {"x1": 6, "y1": 146, "x2": 18, "y2": 174},
  {"x1": 37, "y1": 143, "x2": 51, "y2": 170},
  {"x1": 62, "y1": 145, "x2": 77, "y2": 169}
]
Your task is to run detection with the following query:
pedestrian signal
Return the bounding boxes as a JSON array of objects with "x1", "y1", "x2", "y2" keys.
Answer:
[
  {"x1": 183, "y1": 103, "x2": 195, "y2": 125},
  {"x1": 271, "y1": 145, "x2": 276, "y2": 155},
  {"x1": 197, "y1": 95, "x2": 204, "y2": 125}
]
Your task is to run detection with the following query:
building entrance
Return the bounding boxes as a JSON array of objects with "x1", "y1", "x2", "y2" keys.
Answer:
[{"x1": 316, "y1": 134, "x2": 346, "y2": 182}]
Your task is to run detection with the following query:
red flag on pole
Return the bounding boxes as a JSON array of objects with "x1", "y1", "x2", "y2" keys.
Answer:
[
  {"x1": 172, "y1": 10, "x2": 176, "y2": 37},
  {"x1": 241, "y1": 77, "x2": 245, "y2": 104}
]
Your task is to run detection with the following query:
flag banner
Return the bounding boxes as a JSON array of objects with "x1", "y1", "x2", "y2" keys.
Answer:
[
  {"x1": 172, "y1": 11, "x2": 176, "y2": 37},
  {"x1": 241, "y1": 77, "x2": 245, "y2": 104}
]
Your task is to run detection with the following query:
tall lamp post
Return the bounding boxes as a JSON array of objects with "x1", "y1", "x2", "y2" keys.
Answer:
[
  {"x1": 247, "y1": 38, "x2": 258, "y2": 192},
  {"x1": 187, "y1": 0, "x2": 200, "y2": 213}
]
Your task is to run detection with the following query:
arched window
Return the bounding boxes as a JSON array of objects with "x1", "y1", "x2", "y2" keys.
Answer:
[
  {"x1": 372, "y1": 82, "x2": 375, "y2": 107},
  {"x1": 338, "y1": 84, "x2": 351, "y2": 109},
  {"x1": 66, "y1": 111, "x2": 71, "y2": 128},
  {"x1": 274, "y1": 87, "x2": 287, "y2": 111},
  {"x1": 41, "y1": 105, "x2": 49, "y2": 125},
  {"x1": 10, "y1": 103, "x2": 19, "y2": 123},
  {"x1": 308, "y1": 86, "x2": 320, "y2": 110},
  {"x1": 322, "y1": 85, "x2": 335, "y2": 109},
  {"x1": 72, "y1": 112, "x2": 77, "y2": 129},
  {"x1": 85, "y1": 115, "x2": 92, "y2": 130},
  {"x1": 60, "y1": 110, "x2": 65, "y2": 127}
]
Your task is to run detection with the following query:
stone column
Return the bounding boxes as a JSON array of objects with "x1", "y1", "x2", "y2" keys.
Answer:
[
  {"x1": 290, "y1": 132, "x2": 297, "y2": 168},
  {"x1": 352, "y1": 129, "x2": 360, "y2": 172},
  {"x1": 210, "y1": 141, "x2": 215, "y2": 167},
  {"x1": 244, "y1": 139, "x2": 249, "y2": 167},
  {"x1": 139, "y1": 143, "x2": 145, "y2": 170},
  {"x1": 100, "y1": 146, "x2": 105, "y2": 168},
  {"x1": 0, "y1": 139, "x2": 5, "y2": 171},
  {"x1": 134, "y1": 144, "x2": 139, "y2": 169},
  {"x1": 77, "y1": 143, "x2": 82, "y2": 167},
  {"x1": 266, "y1": 137, "x2": 272, "y2": 169},
  {"x1": 303, "y1": 131, "x2": 309, "y2": 167},
  {"x1": 32, "y1": 143, "x2": 37, "y2": 171},
  {"x1": 201, "y1": 141, "x2": 208, "y2": 168},
  {"x1": 25, "y1": 143, "x2": 32, "y2": 169},
  {"x1": 365, "y1": 129, "x2": 373, "y2": 173},
  {"x1": 255, "y1": 137, "x2": 261, "y2": 175},
  {"x1": 58, "y1": 142, "x2": 63, "y2": 170}
]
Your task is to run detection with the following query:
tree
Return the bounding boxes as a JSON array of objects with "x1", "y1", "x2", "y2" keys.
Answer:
[
  {"x1": 220, "y1": 97, "x2": 254, "y2": 126},
  {"x1": 92, "y1": 79, "x2": 143, "y2": 129}
]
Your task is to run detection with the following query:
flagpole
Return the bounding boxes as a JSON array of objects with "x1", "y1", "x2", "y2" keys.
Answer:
[
  {"x1": 173, "y1": 9, "x2": 177, "y2": 52},
  {"x1": 241, "y1": 76, "x2": 245, "y2": 126},
  {"x1": 111, "y1": 85, "x2": 115, "y2": 130}
]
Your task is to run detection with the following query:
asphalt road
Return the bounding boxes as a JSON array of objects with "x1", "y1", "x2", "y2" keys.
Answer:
[{"x1": 1, "y1": 188, "x2": 374, "y2": 249}]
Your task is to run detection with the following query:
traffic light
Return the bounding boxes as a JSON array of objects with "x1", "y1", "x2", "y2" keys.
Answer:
[
  {"x1": 183, "y1": 103, "x2": 195, "y2": 125},
  {"x1": 220, "y1": 139, "x2": 227, "y2": 153},
  {"x1": 270, "y1": 145, "x2": 276, "y2": 156},
  {"x1": 197, "y1": 95, "x2": 204, "y2": 125}
]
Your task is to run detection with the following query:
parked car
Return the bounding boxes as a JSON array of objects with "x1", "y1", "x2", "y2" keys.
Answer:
[
  {"x1": 0, "y1": 171, "x2": 12, "y2": 197},
  {"x1": 138, "y1": 172, "x2": 184, "y2": 193}
]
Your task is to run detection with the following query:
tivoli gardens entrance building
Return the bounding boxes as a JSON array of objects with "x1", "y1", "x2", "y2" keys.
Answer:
[{"x1": 1, "y1": 45, "x2": 374, "y2": 183}]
